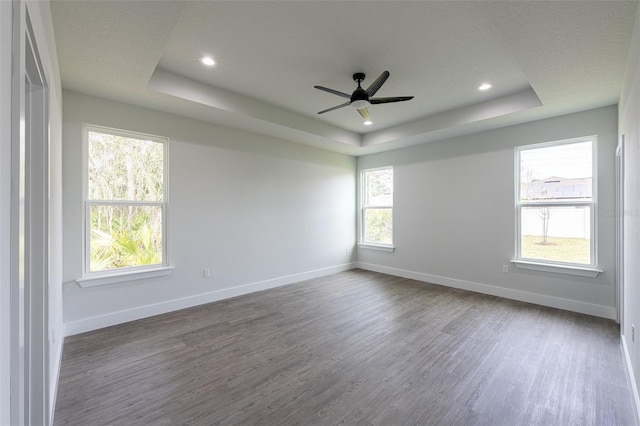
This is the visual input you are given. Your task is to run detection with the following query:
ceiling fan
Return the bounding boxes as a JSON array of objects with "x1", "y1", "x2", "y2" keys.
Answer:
[{"x1": 314, "y1": 71, "x2": 414, "y2": 121}]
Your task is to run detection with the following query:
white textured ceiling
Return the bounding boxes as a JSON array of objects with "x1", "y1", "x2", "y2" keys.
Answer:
[{"x1": 51, "y1": 0, "x2": 638, "y2": 155}]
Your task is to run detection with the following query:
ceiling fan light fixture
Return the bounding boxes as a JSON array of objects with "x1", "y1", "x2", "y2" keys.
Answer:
[
  {"x1": 199, "y1": 56, "x2": 216, "y2": 67},
  {"x1": 350, "y1": 99, "x2": 369, "y2": 109},
  {"x1": 364, "y1": 120, "x2": 373, "y2": 126}
]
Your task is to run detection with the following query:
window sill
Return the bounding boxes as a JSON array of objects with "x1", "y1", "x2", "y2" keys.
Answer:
[
  {"x1": 76, "y1": 266, "x2": 174, "y2": 288},
  {"x1": 358, "y1": 243, "x2": 395, "y2": 252},
  {"x1": 510, "y1": 260, "x2": 601, "y2": 278}
]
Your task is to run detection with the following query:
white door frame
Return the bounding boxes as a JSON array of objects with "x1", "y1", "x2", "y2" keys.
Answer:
[
  {"x1": 10, "y1": 3, "x2": 50, "y2": 425},
  {"x1": 615, "y1": 137, "x2": 625, "y2": 326}
]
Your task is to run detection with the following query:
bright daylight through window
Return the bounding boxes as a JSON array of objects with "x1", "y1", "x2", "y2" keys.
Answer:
[
  {"x1": 516, "y1": 137, "x2": 595, "y2": 266},
  {"x1": 84, "y1": 125, "x2": 167, "y2": 274},
  {"x1": 362, "y1": 167, "x2": 393, "y2": 246}
]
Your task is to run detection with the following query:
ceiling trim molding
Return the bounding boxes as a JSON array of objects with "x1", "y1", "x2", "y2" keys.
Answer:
[
  {"x1": 148, "y1": 68, "x2": 362, "y2": 149},
  {"x1": 149, "y1": 68, "x2": 544, "y2": 154},
  {"x1": 362, "y1": 87, "x2": 543, "y2": 147}
]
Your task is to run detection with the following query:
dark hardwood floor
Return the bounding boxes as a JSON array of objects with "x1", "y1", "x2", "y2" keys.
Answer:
[{"x1": 54, "y1": 269, "x2": 637, "y2": 425}]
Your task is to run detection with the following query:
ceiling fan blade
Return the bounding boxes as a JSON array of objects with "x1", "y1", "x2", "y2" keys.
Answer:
[
  {"x1": 365, "y1": 71, "x2": 390, "y2": 97},
  {"x1": 314, "y1": 85, "x2": 351, "y2": 99},
  {"x1": 370, "y1": 96, "x2": 414, "y2": 104},
  {"x1": 357, "y1": 107, "x2": 370, "y2": 120},
  {"x1": 318, "y1": 101, "x2": 351, "y2": 114}
]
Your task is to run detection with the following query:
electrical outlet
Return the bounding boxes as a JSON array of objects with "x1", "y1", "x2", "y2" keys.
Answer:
[
  {"x1": 203, "y1": 268, "x2": 211, "y2": 278},
  {"x1": 502, "y1": 264, "x2": 509, "y2": 274}
]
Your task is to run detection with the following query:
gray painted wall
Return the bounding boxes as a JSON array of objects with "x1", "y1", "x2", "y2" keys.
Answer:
[
  {"x1": 357, "y1": 106, "x2": 618, "y2": 318},
  {"x1": 620, "y1": 4, "x2": 640, "y2": 419},
  {"x1": 62, "y1": 91, "x2": 356, "y2": 334}
]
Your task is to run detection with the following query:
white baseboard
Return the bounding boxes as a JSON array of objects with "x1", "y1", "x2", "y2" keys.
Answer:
[
  {"x1": 622, "y1": 335, "x2": 640, "y2": 425},
  {"x1": 355, "y1": 262, "x2": 617, "y2": 320},
  {"x1": 64, "y1": 263, "x2": 355, "y2": 336}
]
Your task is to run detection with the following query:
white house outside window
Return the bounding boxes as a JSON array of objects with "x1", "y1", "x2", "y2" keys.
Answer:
[
  {"x1": 83, "y1": 125, "x2": 168, "y2": 277},
  {"x1": 361, "y1": 167, "x2": 393, "y2": 247},
  {"x1": 515, "y1": 137, "x2": 596, "y2": 269}
]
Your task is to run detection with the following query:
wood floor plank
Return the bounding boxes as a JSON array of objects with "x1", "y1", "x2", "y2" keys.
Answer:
[{"x1": 54, "y1": 270, "x2": 637, "y2": 425}]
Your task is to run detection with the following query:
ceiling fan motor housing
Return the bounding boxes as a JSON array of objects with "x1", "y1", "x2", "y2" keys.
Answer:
[{"x1": 351, "y1": 73, "x2": 369, "y2": 107}]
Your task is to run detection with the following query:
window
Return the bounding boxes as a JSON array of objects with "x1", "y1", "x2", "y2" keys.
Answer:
[
  {"x1": 83, "y1": 125, "x2": 168, "y2": 277},
  {"x1": 361, "y1": 167, "x2": 393, "y2": 247},
  {"x1": 515, "y1": 137, "x2": 596, "y2": 268}
]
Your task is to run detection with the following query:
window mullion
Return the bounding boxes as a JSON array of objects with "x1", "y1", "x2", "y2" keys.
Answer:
[
  {"x1": 519, "y1": 201, "x2": 594, "y2": 208},
  {"x1": 363, "y1": 205, "x2": 393, "y2": 209},
  {"x1": 87, "y1": 200, "x2": 164, "y2": 207}
]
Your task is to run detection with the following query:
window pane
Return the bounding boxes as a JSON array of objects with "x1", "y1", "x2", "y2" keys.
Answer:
[
  {"x1": 88, "y1": 131, "x2": 164, "y2": 202},
  {"x1": 364, "y1": 208, "x2": 392, "y2": 244},
  {"x1": 520, "y1": 206, "x2": 591, "y2": 264},
  {"x1": 520, "y1": 141, "x2": 592, "y2": 201},
  {"x1": 89, "y1": 204, "x2": 163, "y2": 272},
  {"x1": 365, "y1": 169, "x2": 393, "y2": 206}
]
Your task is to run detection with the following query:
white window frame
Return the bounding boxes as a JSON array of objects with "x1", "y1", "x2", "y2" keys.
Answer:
[
  {"x1": 359, "y1": 166, "x2": 394, "y2": 251},
  {"x1": 512, "y1": 136, "x2": 601, "y2": 277},
  {"x1": 77, "y1": 124, "x2": 173, "y2": 287}
]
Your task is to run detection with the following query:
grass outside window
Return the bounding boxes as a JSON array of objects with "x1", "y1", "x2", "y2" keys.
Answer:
[{"x1": 521, "y1": 235, "x2": 590, "y2": 265}]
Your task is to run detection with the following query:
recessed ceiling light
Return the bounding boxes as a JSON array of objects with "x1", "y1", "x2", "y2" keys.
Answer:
[
  {"x1": 364, "y1": 120, "x2": 373, "y2": 126},
  {"x1": 200, "y1": 56, "x2": 215, "y2": 67},
  {"x1": 478, "y1": 83, "x2": 493, "y2": 91}
]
